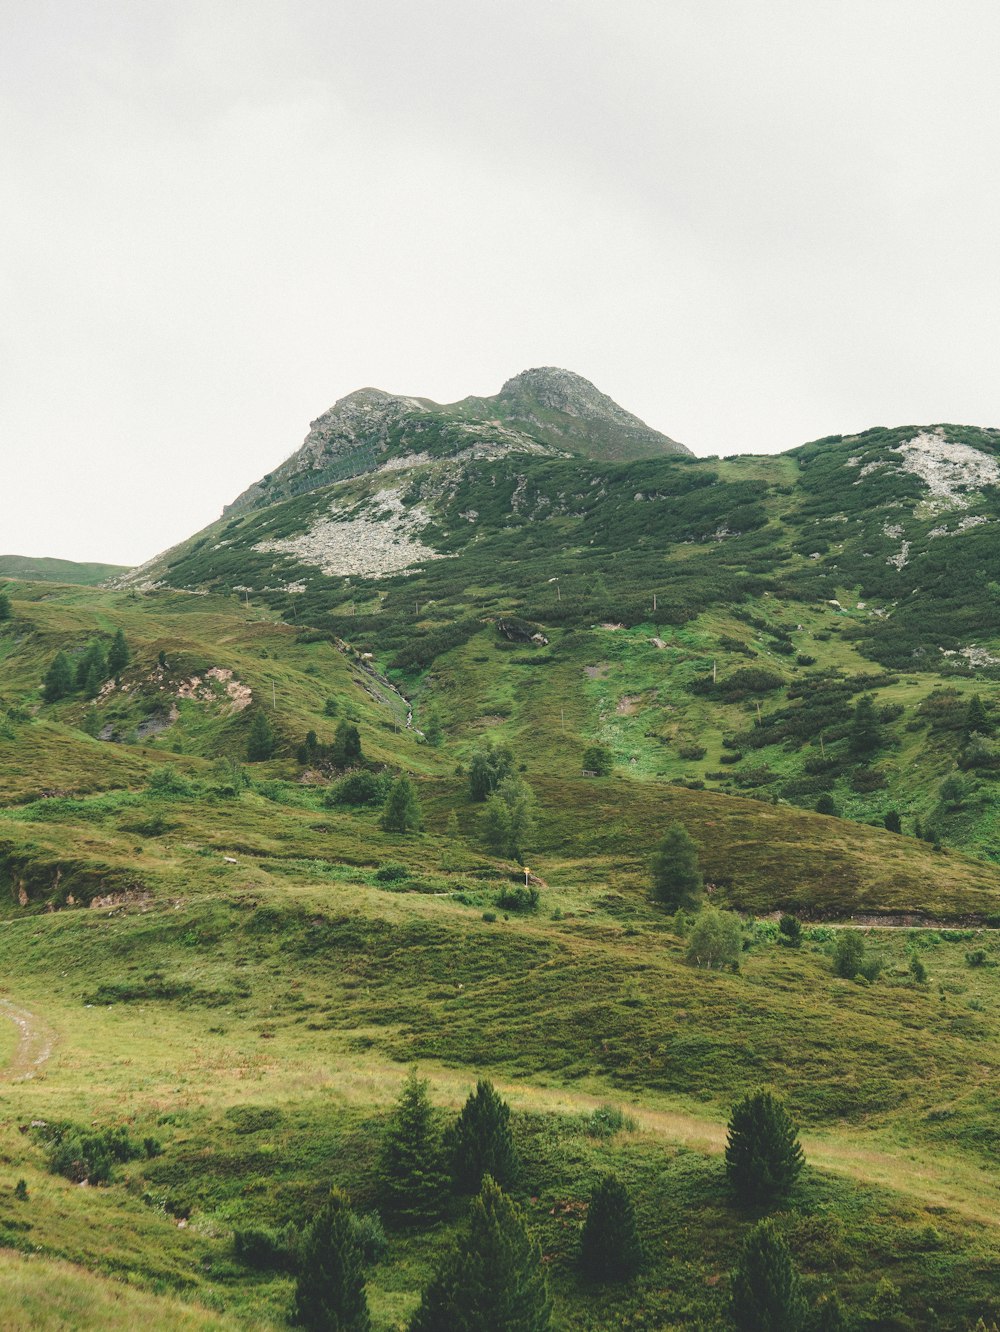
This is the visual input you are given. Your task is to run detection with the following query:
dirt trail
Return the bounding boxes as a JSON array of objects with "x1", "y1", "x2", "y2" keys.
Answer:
[{"x1": 0, "y1": 1000, "x2": 55, "y2": 1082}]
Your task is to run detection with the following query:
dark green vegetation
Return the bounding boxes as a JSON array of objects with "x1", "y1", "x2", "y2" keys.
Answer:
[{"x1": 3, "y1": 397, "x2": 1000, "y2": 1326}]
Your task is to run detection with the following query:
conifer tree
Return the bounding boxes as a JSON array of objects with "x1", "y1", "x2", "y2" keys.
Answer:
[
  {"x1": 650, "y1": 822, "x2": 703, "y2": 910},
  {"x1": 75, "y1": 641, "x2": 107, "y2": 691},
  {"x1": 409, "y1": 1175, "x2": 551, "y2": 1332},
  {"x1": 42, "y1": 651, "x2": 74, "y2": 703},
  {"x1": 0, "y1": 590, "x2": 11, "y2": 622},
  {"x1": 449, "y1": 1079, "x2": 516, "y2": 1193},
  {"x1": 380, "y1": 776, "x2": 423, "y2": 833},
  {"x1": 378, "y1": 1069, "x2": 447, "y2": 1225},
  {"x1": 848, "y1": 695, "x2": 881, "y2": 757},
  {"x1": 731, "y1": 1219, "x2": 805, "y2": 1332},
  {"x1": 293, "y1": 1188, "x2": 371, "y2": 1332},
  {"x1": 246, "y1": 708, "x2": 276, "y2": 761},
  {"x1": 107, "y1": 628, "x2": 130, "y2": 676},
  {"x1": 725, "y1": 1091, "x2": 804, "y2": 1207},
  {"x1": 579, "y1": 1174, "x2": 644, "y2": 1281},
  {"x1": 965, "y1": 693, "x2": 990, "y2": 738},
  {"x1": 331, "y1": 720, "x2": 362, "y2": 768}
]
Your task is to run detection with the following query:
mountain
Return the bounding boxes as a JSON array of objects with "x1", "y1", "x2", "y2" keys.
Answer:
[
  {"x1": 223, "y1": 366, "x2": 688, "y2": 514},
  {"x1": 3, "y1": 401, "x2": 1000, "y2": 1328},
  {"x1": 114, "y1": 416, "x2": 1000, "y2": 863},
  {"x1": 0, "y1": 554, "x2": 129, "y2": 585}
]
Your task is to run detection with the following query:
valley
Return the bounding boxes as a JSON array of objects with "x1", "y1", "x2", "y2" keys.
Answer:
[{"x1": 1, "y1": 371, "x2": 999, "y2": 1328}]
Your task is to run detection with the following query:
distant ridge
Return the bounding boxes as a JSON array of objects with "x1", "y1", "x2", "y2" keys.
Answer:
[{"x1": 0, "y1": 555, "x2": 130, "y2": 586}]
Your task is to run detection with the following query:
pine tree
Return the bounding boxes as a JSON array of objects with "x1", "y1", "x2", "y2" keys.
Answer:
[
  {"x1": 579, "y1": 1174, "x2": 644, "y2": 1281},
  {"x1": 965, "y1": 693, "x2": 990, "y2": 738},
  {"x1": 107, "y1": 628, "x2": 130, "y2": 676},
  {"x1": 378, "y1": 1069, "x2": 448, "y2": 1225},
  {"x1": 848, "y1": 695, "x2": 881, "y2": 757},
  {"x1": 449, "y1": 1080, "x2": 517, "y2": 1193},
  {"x1": 75, "y1": 641, "x2": 107, "y2": 691},
  {"x1": 0, "y1": 590, "x2": 11, "y2": 622},
  {"x1": 331, "y1": 720, "x2": 362, "y2": 768},
  {"x1": 650, "y1": 822, "x2": 703, "y2": 910},
  {"x1": 380, "y1": 776, "x2": 423, "y2": 833},
  {"x1": 293, "y1": 1188, "x2": 371, "y2": 1332},
  {"x1": 42, "y1": 651, "x2": 74, "y2": 703},
  {"x1": 246, "y1": 709, "x2": 276, "y2": 761},
  {"x1": 409, "y1": 1176, "x2": 551, "y2": 1332},
  {"x1": 725, "y1": 1091, "x2": 804, "y2": 1207},
  {"x1": 731, "y1": 1219, "x2": 805, "y2": 1332}
]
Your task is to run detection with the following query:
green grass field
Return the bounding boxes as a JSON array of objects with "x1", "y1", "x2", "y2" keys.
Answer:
[{"x1": 1, "y1": 581, "x2": 999, "y2": 1328}]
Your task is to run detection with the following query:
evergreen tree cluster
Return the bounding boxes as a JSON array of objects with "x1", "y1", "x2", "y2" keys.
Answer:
[
  {"x1": 0, "y1": 589, "x2": 12, "y2": 622},
  {"x1": 42, "y1": 629, "x2": 130, "y2": 704},
  {"x1": 296, "y1": 719, "x2": 364, "y2": 770}
]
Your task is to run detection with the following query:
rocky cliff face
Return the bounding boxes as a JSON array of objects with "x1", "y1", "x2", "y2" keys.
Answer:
[{"x1": 225, "y1": 368, "x2": 687, "y2": 514}]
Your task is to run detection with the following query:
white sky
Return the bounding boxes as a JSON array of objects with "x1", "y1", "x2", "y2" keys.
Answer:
[{"x1": 3, "y1": 1, "x2": 1000, "y2": 565}]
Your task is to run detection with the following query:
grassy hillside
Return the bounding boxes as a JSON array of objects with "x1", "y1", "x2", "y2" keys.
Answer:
[
  {"x1": 0, "y1": 579, "x2": 999, "y2": 1328},
  {"x1": 0, "y1": 554, "x2": 129, "y2": 585}
]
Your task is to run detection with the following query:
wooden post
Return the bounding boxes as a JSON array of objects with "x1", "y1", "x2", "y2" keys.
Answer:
[
  {"x1": 272, "y1": 681, "x2": 277, "y2": 710},
  {"x1": 653, "y1": 592, "x2": 657, "y2": 612},
  {"x1": 712, "y1": 660, "x2": 717, "y2": 684},
  {"x1": 820, "y1": 733, "x2": 826, "y2": 757},
  {"x1": 755, "y1": 700, "x2": 762, "y2": 725}
]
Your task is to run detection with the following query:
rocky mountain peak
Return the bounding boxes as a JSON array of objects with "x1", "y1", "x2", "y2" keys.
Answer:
[{"x1": 499, "y1": 367, "x2": 644, "y2": 424}]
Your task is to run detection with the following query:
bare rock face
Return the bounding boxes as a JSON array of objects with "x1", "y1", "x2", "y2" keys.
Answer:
[{"x1": 226, "y1": 389, "x2": 430, "y2": 514}]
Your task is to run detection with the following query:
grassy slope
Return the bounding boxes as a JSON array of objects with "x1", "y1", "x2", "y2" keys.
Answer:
[
  {"x1": 1, "y1": 583, "x2": 999, "y2": 1328},
  {"x1": 0, "y1": 556, "x2": 128, "y2": 585}
]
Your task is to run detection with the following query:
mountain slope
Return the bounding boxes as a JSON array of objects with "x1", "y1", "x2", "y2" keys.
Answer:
[{"x1": 223, "y1": 366, "x2": 688, "y2": 514}]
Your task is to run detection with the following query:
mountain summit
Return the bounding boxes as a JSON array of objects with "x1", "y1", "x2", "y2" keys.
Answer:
[{"x1": 225, "y1": 367, "x2": 687, "y2": 513}]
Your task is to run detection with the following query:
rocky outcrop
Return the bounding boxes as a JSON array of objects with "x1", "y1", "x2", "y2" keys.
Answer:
[{"x1": 224, "y1": 368, "x2": 687, "y2": 514}]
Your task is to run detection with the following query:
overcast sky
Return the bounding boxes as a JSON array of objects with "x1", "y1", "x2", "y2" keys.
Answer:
[{"x1": 4, "y1": 1, "x2": 1000, "y2": 565}]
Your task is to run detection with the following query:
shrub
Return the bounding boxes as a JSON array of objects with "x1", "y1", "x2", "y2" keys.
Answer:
[
  {"x1": 234, "y1": 1224, "x2": 298, "y2": 1272},
  {"x1": 778, "y1": 914, "x2": 802, "y2": 947},
  {"x1": 581, "y1": 744, "x2": 613, "y2": 775},
  {"x1": 583, "y1": 1105, "x2": 636, "y2": 1139},
  {"x1": 909, "y1": 955, "x2": 927, "y2": 984},
  {"x1": 815, "y1": 793, "x2": 839, "y2": 816},
  {"x1": 374, "y1": 863, "x2": 408, "y2": 883},
  {"x1": 686, "y1": 908, "x2": 742, "y2": 971},
  {"x1": 725, "y1": 1091, "x2": 804, "y2": 1207},
  {"x1": 496, "y1": 884, "x2": 539, "y2": 913},
  {"x1": 327, "y1": 772, "x2": 388, "y2": 806},
  {"x1": 965, "y1": 948, "x2": 989, "y2": 968},
  {"x1": 832, "y1": 931, "x2": 863, "y2": 979}
]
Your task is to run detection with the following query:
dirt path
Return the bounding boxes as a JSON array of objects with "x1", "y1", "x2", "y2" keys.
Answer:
[{"x1": 0, "y1": 1000, "x2": 55, "y2": 1082}]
